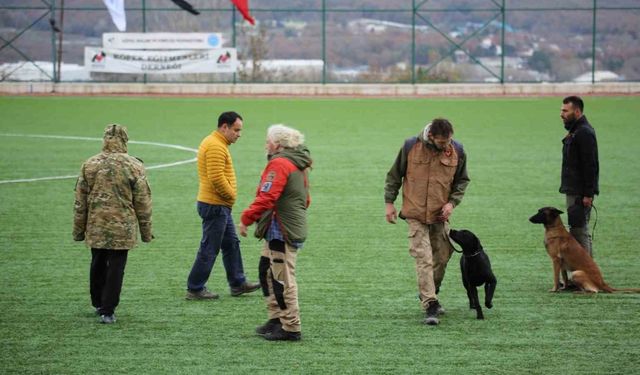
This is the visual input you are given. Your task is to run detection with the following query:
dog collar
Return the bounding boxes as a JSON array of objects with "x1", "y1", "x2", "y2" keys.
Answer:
[{"x1": 463, "y1": 250, "x2": 482, "y2": 258}]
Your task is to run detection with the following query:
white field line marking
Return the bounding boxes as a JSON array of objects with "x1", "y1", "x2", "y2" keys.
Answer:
[{"x1": 0, "y1": 133, "x2": 197, "y2": 184}]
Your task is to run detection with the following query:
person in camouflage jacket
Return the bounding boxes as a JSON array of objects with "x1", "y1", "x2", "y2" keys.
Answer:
[{"x1": 73, "y1": 124, "x2": 153, "y2": 324}]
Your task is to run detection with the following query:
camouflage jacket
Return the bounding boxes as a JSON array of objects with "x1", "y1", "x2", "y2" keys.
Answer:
[{"x1": 73, "y1": 125, "x2": 153, "y2": 249}]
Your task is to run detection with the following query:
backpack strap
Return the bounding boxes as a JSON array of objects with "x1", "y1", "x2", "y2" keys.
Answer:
[
  {"x1": 451, "y1": 139, "x2": 465, "y2": 158},
  {"x1": 403, "y1": 136, "x2": 418, "y2": 155}
]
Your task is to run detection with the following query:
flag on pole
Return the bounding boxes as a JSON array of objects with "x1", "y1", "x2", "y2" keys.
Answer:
[
  {"x1": 170, "y1": 0, "x2": 200, "y2": 15},
  {"x1": 230, "y1": 0, "x2": 255, "y2": 25},
  {"x1": 103, "y1": 0, "x2": 126, "y2": 31}
]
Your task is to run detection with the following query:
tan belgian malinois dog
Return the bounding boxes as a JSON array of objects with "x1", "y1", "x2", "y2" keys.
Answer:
[{"x1": 529, "y1": 207, "x2": 640, "y2": 293}]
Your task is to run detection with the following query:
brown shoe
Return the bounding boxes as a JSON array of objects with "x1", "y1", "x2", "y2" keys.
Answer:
[
  {"x1": 230, "y1": 281, "x2": 260, "y2": 297},
  {"x1": 186, "y1": 288, "x2": 219, "y2": 300}
]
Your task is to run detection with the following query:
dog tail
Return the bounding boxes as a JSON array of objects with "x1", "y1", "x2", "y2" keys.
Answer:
[
  {"x1": 601, "y1": 284, "x2": 615, "y2": 293},
  {"x1": 610, "y1": 287, "x2": 640, "y2": 293}
]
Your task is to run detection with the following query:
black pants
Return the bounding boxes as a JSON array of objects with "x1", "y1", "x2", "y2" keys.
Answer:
[{"x1": 90, "y1": 249, "x2": 129, "y2": 316}]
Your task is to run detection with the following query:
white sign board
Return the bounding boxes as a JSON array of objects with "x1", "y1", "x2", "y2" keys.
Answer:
[
  {"x1": 103, "y1": 33, "x2": 223, "y2": 50},
  {"x1": 85, "y1": 47, "x2": 237, "y2": 74}
]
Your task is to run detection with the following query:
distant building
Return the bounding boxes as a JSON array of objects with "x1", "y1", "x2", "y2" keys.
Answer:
[
  {"x1": 239, "y1": 59, "x2": 324, "y2": 80},
  {"x1": 573, "y1": 70, "x2": 621, "y2": 82},
  {"x1": 477, "y1": 57, "x2": 524, "y2": 69},
  {"x1": 0, "y1": 61, "x2": 90, "y2": 81},
  {"x1": 331, "y1": 65, "x2": 369, "y2": 81},
  {"x1": 348, "y1": 18, "x2": 428, "y2": 34}
]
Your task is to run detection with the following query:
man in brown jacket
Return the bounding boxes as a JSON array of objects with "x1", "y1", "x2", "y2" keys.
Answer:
[
  {"x1": 73, "y1": 124, "x2": 153, "y2": 324},
  {"x1": 384, "y1": 118, "x2": 470, "y2": 325}
]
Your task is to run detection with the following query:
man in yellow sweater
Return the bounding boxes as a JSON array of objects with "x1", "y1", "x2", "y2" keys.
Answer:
[{"x1": 186, "y1": 111, "x2": 260, "y2": 299}]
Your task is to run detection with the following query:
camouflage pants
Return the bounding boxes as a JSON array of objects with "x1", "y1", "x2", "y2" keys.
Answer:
[
  {"x1": 406, "y1": 219, "x2": 453, "y2": 311},
  {"x1": 261, "y1": 240, "x2": 301, "y2": 333}
]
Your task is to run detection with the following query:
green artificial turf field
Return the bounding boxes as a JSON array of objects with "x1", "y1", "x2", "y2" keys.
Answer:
[{"x1": 0, "y1": 95, "x2": 638, "y2": 374}]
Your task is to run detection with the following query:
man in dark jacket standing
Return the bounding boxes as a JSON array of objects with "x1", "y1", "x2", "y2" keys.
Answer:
[
  {"x1": 560, "y1": 96, "x2": 599, "y2": 257},
  {"x1": 239, "y1": 124, "x2": 312, "y2": 341}
]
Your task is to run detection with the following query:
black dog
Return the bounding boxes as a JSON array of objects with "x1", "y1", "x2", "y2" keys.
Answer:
[{"x1": 449, "y1": 229, "x2": 497, "y2": 320}]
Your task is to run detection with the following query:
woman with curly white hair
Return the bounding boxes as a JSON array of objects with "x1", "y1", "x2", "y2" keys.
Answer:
[{"x1": 240, "y1": 124, "x2": 312, "y2": 341}]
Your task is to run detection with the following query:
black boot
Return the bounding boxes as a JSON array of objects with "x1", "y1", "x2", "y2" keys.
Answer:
[
  {"x1": 255, "y1": 318, "x2": 281, "y2": 336},
  {"x1": 264, "y1": 325, "x2": 301, "y2": 341},
  {"x1": 424, "y1": 301, "x2": 441, "y2": 326}
]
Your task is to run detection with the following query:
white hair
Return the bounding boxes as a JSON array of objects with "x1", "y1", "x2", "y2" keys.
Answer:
[
  {"x1": 422, "y1": 122, "x2": 432, "y2": 140},
  {"x1": 267, "y1": 124, "x2": 304, "y2": 149}
]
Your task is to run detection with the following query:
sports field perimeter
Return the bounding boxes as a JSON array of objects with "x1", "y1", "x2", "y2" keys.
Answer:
[{"x1": 0, "y1": 96, "x2": 638, "y2": 374}]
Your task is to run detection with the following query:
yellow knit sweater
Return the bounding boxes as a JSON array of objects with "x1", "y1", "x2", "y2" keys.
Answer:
[{"x1": 197, "y1": 131, "x2": 237, "y2": 207}]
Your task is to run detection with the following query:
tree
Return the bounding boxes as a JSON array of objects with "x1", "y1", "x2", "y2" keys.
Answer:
[
  {"x1": 528, "y1": 50, "x2": 552, "y2": 73},
  {"x1": 238, "y1": 24, "x2": 270, "y2": 82}
]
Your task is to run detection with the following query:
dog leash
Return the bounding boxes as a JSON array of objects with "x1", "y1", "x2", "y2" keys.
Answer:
[
  {"x1": 448, "y1": 237, "x2": 463, "y2": 254},
  {"x1": 448, "y1": 237, "x2": 481, "y2": 257},
  {"x1": 591, "y1": 204, "x2": 598, "y2": 241}
]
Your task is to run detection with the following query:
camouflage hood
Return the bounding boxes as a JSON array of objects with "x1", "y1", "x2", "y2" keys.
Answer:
[{"x1": 102, "y1": 124, "x2": 128, "y2": 153}]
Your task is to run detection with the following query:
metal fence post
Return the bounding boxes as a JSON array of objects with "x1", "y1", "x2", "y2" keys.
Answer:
[
  {"x1": 322, "y1": 0, "x2": 326, "y2": 84},
  {"x1": 592, "y1": 0, "x2": 597, "y2": 84},
  {"x1": 500, "y1": 0, "x2": 505, "y2": 84},
  {"x1": 142, "y1": 0, "x2": 146, "y2": 31},
  {"x1": 50, "y1": 0, "x2": 57, "y2": 82},
  {"x1": 412, "y1": 0, "x2": 416, "y2": 84},
  {"x1": 143, "y1": 0, "x2": 147, "y2": 84},
  {"x1": 56, "y1": 0, "x2": 65, "y2": 83},
  {"x1": 232, "y1": 4, "x2": 237, "y2": 84}
]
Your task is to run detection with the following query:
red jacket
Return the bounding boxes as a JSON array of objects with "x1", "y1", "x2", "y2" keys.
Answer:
[{"x1": 241, "y1": 147, "x2": 312, "y2": 243}]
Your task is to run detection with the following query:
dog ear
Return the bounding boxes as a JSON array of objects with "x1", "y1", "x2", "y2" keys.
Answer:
[{"x1": 551, "y1": 208, "x2": 564, "y2": 216}]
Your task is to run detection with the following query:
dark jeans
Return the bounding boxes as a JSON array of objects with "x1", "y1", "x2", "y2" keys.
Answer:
[
  {"x1": 187, "y1": 202, "x2": 247, "y2": 291},
  {"x1": 90, "y1": 248, "x2": 129, "y2": 316}
]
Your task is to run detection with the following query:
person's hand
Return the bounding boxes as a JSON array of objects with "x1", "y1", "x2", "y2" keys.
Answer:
[
  {"x1": 239, "y1": 223, "x2": 248, "y2": 237},
  {"x1": 582, "y1": 196, "x2": 593, "y2": 208},
  {"x1": 385, "y1": 203, "x2": 397, "y2": 224},
  {"x1": 73, "y1": 233, "x2": 85, "y2": 241},
  {"x1": 437, "y1": 202, "x2": 454, "y2": 222}
]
